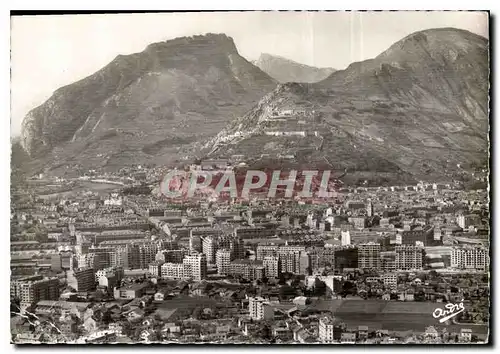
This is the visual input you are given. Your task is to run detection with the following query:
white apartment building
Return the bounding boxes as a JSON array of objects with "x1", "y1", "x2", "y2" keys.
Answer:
[
  {"x1": 67, "y1": 267, "x2": 96, "y2": 292},
  {"x1": 12, "y1": 276, "x2": 59, "y2": 307},
  {"x1": 341, "y1": 230, "x2": 351, "y2": 246},
  {"x1": 202, "y1": 236, "x2": 218, "y2": 264},
  {"x1": 383, "y1": 273, "x2": 398, "y2": 290},
  {"x1": 161, "y1": 263, "x2": 188, "y2": 279},
  {"x1": 216, "y1": 249, "x2": 231, "y2": 276},
  {"x1": 263, "y1": 256, "x2": 280, "y2": 278},
  {"x1": 395, "y1": 245, "x2": 423, "y2": 271},
  {"x1": 451, "y1": 246, "x2": 489, "y2": 270},
  {"x1": 319, "y1": 316, "x2": 335, "y2": 343},
  {"x1": 183, "y1": 253, "x2": 207, "y2": 280},
  {"x1": 248, "y1": 296, "x2": 274, "y2": 321},
  {"x1": 358, "y1": 242, "x2": 381, "y2": 270}
]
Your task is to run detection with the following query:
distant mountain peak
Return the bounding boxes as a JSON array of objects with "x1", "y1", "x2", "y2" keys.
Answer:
[{"x1": 254, "y1": 53, "x2": 336, "y2": 83}]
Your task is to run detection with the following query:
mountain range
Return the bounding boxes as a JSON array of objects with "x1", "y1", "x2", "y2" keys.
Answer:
[{"x1": 18, "y1": 29, "x2": 489, "y2": 184}]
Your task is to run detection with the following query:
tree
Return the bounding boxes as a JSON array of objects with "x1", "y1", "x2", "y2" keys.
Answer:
[
  {"x1": 259, "y1": 325, "x2": 272, "y2": 341},
  {"x1": 280, "y1": 285, "x2": 297, "y2": 299},
  {"x1": 311, "y1": 278, "x2": 326, "y2": 297},
  {"x1": 342, "y1": 280, "x2": 355, "y2": 295}
]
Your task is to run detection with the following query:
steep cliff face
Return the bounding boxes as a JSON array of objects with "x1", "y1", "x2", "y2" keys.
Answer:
[
  {"x1": 21, "y1": 33, "x2": 277, "y2": 164},
  {"x1": 253, "y1": 53, "x2": 336, "y2": 83},
  {"x1": 209, "y1": 28, "x2": 489, "y2": 183}
]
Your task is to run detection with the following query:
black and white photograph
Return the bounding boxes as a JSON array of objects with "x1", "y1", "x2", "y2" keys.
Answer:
[{"x1": 8, "y1": 10, "x2": 491, "y2": 345}]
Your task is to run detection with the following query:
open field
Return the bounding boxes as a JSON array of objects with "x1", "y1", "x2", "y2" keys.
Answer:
[{"x1": 313, "y1": 299, "x2": 489, "y2": 335}]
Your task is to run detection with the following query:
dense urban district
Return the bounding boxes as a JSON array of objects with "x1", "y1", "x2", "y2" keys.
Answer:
[{"x1": 10, "y1": 161, "x2": 490, "y2": 344}]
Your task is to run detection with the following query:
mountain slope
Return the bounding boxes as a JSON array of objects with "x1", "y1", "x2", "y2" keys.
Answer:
[
  {"x1": 208, "y1": 28, "x2": 489, "y2": 184},
  {"x1": 21, "y1": 33, "x2": 277, "y2": 171},
  {"x1": 253, "y1": 53, "x2": 336, "y2": 83}
]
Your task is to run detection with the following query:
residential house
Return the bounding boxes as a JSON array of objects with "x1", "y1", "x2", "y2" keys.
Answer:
[
  {"x1": 341, "y1": 332, "x2": 357, "y2": 343},
  {"x1": 357, "y1": 325, "x2": 369, "y2": 340},
  {"x1": 273, "y1": 327, "x2": 293, "y2": 341},
  {"x1": 126, "y1": 308, "x2": 145, "y2": 322},
  {"x1": 60, "y1": 317, "x2": 78, "y2": 336},
  {"x1": 82, "y1": 308, "x2": 95, "y2": 322},
  {"x1": 425, "y1": 326, "x2": 439, "y2": 339},
  {"x1": 83, "y1": 316, "x2": 98, "y2": 334},
  {"x1": 154, "y1": 289, "x2": 169, "y2": 302},
  {"x1": 294, "y1": 328, "x2": 315, "y2": 343},
  {"x1": 162, "y1": 322, "x2": 181, "y2": 334},
  {"x1": 398, "y1": 289, "x2": 415, "y2": 301},
  {"x1": 108, "y1": 323, "x2": 124, "y2": 335},
  {"x1": 460, "y1": 328, "x2": 472, "y2": 342},
  {"x1": 190, "y1": 281, "x2": 213, "y2": 296}
]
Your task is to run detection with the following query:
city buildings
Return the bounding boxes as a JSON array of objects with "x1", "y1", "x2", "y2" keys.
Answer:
[
  {"x1": 148, "y1": 261, "x2": 164, "y2": 277},
  {"x1": 229, "y1": 260, "x2": 264, "y2": 281},
  {"x1": 334, "y1": 246, "x2": 358, "y2": 270},
  {"x1": 113, "y1": 283, "x2": 149, "y2": 299},
  {"x1": 341, "y1": 230, "x2": 351, "y2": 246},
  {"x1": 401, "y1": 226, "x2": 434, "y2": 246},
  {"x1": 96, "y1": 267, "x2": 124, "y2": 291},
  {"x1": 8, "y1": 157, "x2": 491, "y2": 344},
  {"x1": 11, "y1": 276, "x2": 59, "y2": 309},
  {"x1": 307, "y1": 247, "x2": 336, "y2": 271},
  {"x1": 50, "y1": 254, "x2": 62, "y2": 272}
]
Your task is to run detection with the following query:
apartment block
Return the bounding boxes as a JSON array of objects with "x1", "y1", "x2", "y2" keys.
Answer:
[
  {"x1": 395, "y1": 245, "x2": 423, "y2": 271},
  {"x1": 263, "y1": 256, "x2": 280, "y2": 278},
  {"x1": 451, "y1": 246, "x2": 489, "y2": 270},
  {"x1": 216, "y1": 249, "x2": 231, "y2": 276},
  {"x1": 248, "y1": 296, "x2": 274, "y2": 321},
  {"x1": 67, "y1": 267, "x2": 96, "y2": 292},
  {"x1": 358, "y1": 242, "x2": 381, "y2": 270}
]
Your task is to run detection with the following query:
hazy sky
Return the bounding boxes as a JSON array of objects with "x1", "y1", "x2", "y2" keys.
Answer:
[{"x1": 10, "y1": 11, "x2": 488, "y2": 136}]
